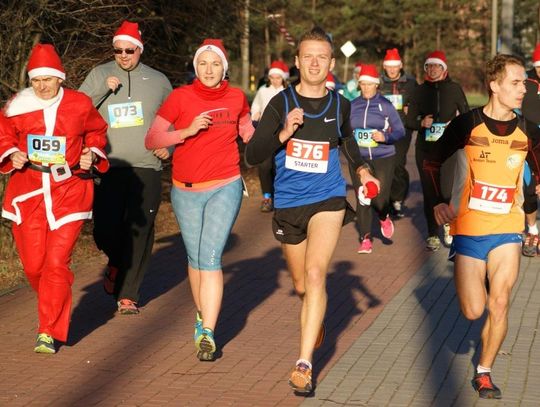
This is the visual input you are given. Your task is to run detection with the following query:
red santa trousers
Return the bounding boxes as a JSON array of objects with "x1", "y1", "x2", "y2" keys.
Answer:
[{"x1": 11, "y1": 199, "x2": 83, "y2": 343}]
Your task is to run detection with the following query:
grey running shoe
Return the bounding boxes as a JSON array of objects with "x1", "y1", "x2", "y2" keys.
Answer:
[{"x1": 426, "y1": 235, "x2": 441, "y2": 251}]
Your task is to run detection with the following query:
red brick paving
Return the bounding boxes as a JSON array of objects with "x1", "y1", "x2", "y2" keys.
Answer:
[{"x1": 0, "y1": 157, "x2": 429, "y2": 406}]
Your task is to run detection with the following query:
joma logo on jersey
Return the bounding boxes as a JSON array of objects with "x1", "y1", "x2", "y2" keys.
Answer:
[{"x1": 491, "y1": 138, "x2": 509, "y2": 144}]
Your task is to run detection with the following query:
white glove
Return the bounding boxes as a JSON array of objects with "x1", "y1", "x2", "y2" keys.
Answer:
[{"x1": 358, "y1": 187, "x2": 371, "y2": 206}]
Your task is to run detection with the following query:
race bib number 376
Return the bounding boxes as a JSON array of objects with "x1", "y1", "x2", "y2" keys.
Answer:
[{"x1": 285, "y1": 138, "x2": 329, "y2": 173}]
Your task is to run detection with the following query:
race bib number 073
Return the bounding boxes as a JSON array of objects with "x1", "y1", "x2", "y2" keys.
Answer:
[
  {"x1": 468, "y1": 180, "x2": 515, "y2": 214},
  {"x1": 285, "y1": 138, "x2": 329, "y2": 173},
  {"x1": 108, "y1": 101, "x2": 144, "y2": 128}
]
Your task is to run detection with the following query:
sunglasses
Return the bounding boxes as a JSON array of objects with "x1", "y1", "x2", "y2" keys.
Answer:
[{"x1": 113, "y1": 48, "x2": 136, "y2": 55}]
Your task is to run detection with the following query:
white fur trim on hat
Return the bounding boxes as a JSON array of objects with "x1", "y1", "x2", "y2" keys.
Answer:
[
  {"x1": 424, "y1": 58, "x2": 447, "y2": 71},
  {"x1": 383, "y1": 60, "x2": 402, "y2": 67},
  {"x1": 28, "y1": 67, "x2": 66, "y2": 80},
  {"x1": 358, "y1": 74, "x2": 380, "y2": 84},
  {"x1": 268, "y1": 67, "x2": 286, "y2": 79},
  {"x1": 113, "y1": 35, "x2": 144, "y2": 52},
  {"x1": 194, "y1": 45, "x2": 229, "y2": 80},
  {"x1": 534, "y1": 61, "x2": 540, "y2": 67}
]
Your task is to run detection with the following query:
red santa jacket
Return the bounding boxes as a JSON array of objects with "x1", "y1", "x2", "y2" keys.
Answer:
[{"x1": 0, "y1": 87, "x2": 109, "y2": 229}]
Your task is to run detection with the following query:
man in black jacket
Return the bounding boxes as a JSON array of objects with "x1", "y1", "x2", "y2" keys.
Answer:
[
  {"x1": 406, "y1": 50, "x2": 469, "y2": 251},
  {"x1": 520, "y1": 44, "x2": 540, "y2": 256},
  {"x1": 379, "y1": 48, "x2": 418, "y2": 219}
]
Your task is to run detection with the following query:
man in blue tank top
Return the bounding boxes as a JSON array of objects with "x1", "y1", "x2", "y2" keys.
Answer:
[{"x1": 246, "y1": 27, "x2": 379, "y2": 395}]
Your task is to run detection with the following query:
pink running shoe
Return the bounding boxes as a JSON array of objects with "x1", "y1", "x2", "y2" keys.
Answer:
[
  {"x1": 357, "y1": 238, "x2": 372, "y2": 254},
  {"x1": 380, "y1": 216, "x2": 394, "y2": 239}
]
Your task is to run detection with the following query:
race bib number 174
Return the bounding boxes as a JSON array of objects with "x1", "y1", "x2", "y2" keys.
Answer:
[
  {"x1": 285, "y1": 138, "x2": 329, "y2": 173},
  {"x1": 468, "y1": 180, "x2": 515, "y2": 214}
]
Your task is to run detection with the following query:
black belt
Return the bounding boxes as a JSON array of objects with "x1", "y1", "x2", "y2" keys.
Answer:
[
  {"x1": 26, "y1": 163, "x2": 98, "y2": 180},
  {"x1": 27, "y1": 162, "x2": 80, "y2": 173}
]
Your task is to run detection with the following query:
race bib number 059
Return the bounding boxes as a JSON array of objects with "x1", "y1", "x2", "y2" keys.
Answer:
[
  {"x1": 468, "y1": 180, "x2": 515, "y2": 214},
  {"x1": 285, "y1": 138, "x2": 329, "y2": 173},
  {"x1": 108, "y1": 101, "x2": 144, "y2": 128},
  {"x1": 27, "y1": 134, "x2": 66, "y2": 165}
]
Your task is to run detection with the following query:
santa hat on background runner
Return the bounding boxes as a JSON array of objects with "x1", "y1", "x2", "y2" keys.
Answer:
[
  {"x1": 268, "y1": 60, "x2": 289, "y2": 80},
  {"x1": 358, "y1": 64, "x2": 380, "y2": 84},
  {"x1": 353, "y1": 61, "x2": 363, "y2": 73},
  {"x1": 194, "y1": 39, "x2": 229, "y2": 80},
  {"x1": 383, "y1": 48, "x2": 402, "y2": 67},
  {"x1": 113, "y1": 21, "x2": 144, "y2": 52},
  {"x1": 532, "y1": 44, "x2": 540, "y2": 67},
  {"x1": 27, "y1": 44, "x2": 65, "y2": 80},
  {"x1": 326, "y1": 73, "x2": 336, "y2": 90},
  {"x1": 424, "y1": 50, "x2": 447, "y2": 71}
]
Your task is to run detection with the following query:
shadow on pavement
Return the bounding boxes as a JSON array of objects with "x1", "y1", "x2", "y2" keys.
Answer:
[
  {"x1": 217, "y1": 247, "x2": 285, "y2": 349},
  {"x1": 313, "y1": 260, "x2": 381, "y2": 386},
  {"x1": 413, "y1": 261, "x2": 482, "y2": 405}
]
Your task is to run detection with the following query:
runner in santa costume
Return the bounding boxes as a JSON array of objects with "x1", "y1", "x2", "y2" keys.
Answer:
[{"x1": 0, "y1": 44, "x2": 109, "y2": 354}]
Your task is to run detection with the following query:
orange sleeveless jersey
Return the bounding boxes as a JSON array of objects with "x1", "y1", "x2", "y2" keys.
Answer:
[{"x1": 450, "y1": 121, "x2": 528, "y2": 236}]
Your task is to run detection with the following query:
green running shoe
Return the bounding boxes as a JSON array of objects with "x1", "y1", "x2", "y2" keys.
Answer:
[
  {"x1": 195, "y1": 327, "x2": 216, "y2": 362},
  {"x1": 34, "y1": 333, "x2": 55, "y2": 354}
]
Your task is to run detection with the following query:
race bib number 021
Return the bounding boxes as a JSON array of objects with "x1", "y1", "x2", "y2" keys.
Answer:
[
  {"x1": 285, "y1": 138, "x2": 329, "y2": 173},
  {"x1": 425, "y1": 122, "x2": 446, "y2": 142},
  {"x1": 384, "y1": 94, "x2": 403, "y2": 110},
  {"x1": 468, "y1": 180, "x2": 515, "y2": 214},
  {"x1": 27, "y1": 134, "x2": 66, "y2": 165},
  {"x1": 354, "y1": 128, "x2": 378, "y2": 148},
  {"x1": 108, "y1": 101, "x2": 144, "y2": 128}
]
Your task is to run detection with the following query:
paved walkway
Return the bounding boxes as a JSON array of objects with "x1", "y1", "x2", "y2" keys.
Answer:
[{"x1": 1, "y1": 151, "x2": 539, "y2": 406}]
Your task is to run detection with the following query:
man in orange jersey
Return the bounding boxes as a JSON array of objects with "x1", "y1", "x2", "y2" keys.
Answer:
[{"x1": 423, "y1": 54, "x2": 540, "y2": 399}]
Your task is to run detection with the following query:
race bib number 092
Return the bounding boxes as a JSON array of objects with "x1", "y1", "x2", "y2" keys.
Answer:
[{"x1": 285, "y1": 138, "x2": 329, "y2": 173}]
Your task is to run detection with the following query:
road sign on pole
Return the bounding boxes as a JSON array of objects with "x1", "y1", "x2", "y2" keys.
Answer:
[{"x1": 340, "y1": 41, "x2": 357, "y2": 82}]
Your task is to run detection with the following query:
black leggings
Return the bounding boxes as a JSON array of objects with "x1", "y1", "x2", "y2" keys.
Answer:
[
  {"x1": 415, "y1": 148, "x2": 454, "y2": 236},
  {"x1": 349, "y1": 155, "x2": 395, "y2": 239}
]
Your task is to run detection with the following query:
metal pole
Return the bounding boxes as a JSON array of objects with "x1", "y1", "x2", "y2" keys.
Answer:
[
  {"x1": 500, "y1": 0, "x2": 514, "y2": 54},
  {"x1": 241, "y1": 0, "x2": 250, "y2": 91},
  {"x1": 491, "y1": 0, "x2": 498, "y2": 56},
  {"x1": 343, "y1": 56, "x2": 349, "y2": 83}
]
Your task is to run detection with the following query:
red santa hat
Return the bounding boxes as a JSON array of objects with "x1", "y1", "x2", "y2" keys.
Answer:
[
  {"x1": 326, "y1": 73, "x2": 336, "y2": 90},
  {"x1": 383, "y1": 48, "x2": 402, "y2": 67},
  {"x1": 113, "y1": 21, "x2": 144, "y2": 52},
  {"x1": 27, "y1": 44, "x2": 65, "y2": 80},
  {"x1": 532, "y1": 44, "x2": 540, "y2": 67},
  {"x1": 268, "y1": 60, "x2": 289, "y2": 80},
  {"x1": 194, "y1": 39, "x2": 229, "y2": 80},
  {"x1": 353, "y1": 61, "x2": 362, "y2": 73},
  {"x1": 358, "y1": 64, "x2": 380, "y2": 84},
  {"x1": 424, "y1": 50, "x2": 447, "y2": 71}
]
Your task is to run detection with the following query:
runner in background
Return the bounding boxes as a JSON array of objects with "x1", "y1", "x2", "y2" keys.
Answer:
[
  {"x1": 407, "y1": 50, "x2": 469, "y2": 251},
  {"x1": 350, "y1": 64, "x2": 405, "y2": 254},
  {"x1": 79, "y1": 21, "x2": 172, "y2": 315},
  {"x1": 379, "y1": 48, "x2": 418, "y2": 219},
  {"x1": 251, "y1": 60, "x2": 288, "y2": 212},
  {"x1": 520, "y1": 44, "x2": 540, "y2": 256},
  {"x1": 341, "y1": 61, "x2": 362, "y2": 101}
]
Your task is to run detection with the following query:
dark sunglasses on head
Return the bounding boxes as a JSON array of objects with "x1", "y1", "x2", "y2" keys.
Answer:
[{"x1": 113, "y1": 48, "x2": 136, "y2": 55}]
